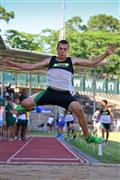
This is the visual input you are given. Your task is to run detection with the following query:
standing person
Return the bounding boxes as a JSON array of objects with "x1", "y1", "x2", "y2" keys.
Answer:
[
  {"x1": 13, "y1": 97, "x2": 20, "y2": 140},
  {"x1": 3, "y1": 40, "x2": 116, "y2": 144},
  {"x1": 56, "y1": 113, "x2": 65, "y2": 138},
  {"x1": 98, "y1": 99, "x2": 114, "y2": 142},
  {"x1": 16, "y1": 110, "x2": 28, "y2": 141},
  {"x1": 0, "y1": 98, "x2": 5, "y2": 139},
  {"x1": 92, "y1": 109, "x2": 100, "y2": 136},
  {"x1": 16, "y1": 98, "x2": 28, "y2": 141},
  {"x1": 47, "y1": 114, "x2": 54, "y2": 132},
  {"x1": 64, "y1": 110, "x2": 76, "y2": 140},
  {"x1": 5, "y1": 97, "x2": 16, "y2": 140}
]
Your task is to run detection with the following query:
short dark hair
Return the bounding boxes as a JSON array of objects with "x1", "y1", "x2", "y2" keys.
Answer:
[
  {"x1": 57, "y1": 40, "x2": 69, "y2": 49},
  {"x1": 102, "y1": 99, "x2": 108, "y2": 105}
]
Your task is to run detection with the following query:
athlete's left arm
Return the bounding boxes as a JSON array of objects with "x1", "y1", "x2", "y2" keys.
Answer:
[
  {"x1": 108, "y1": 108, "x2": 114, "y2": 123},
  {"x1": 72, "y1": 44, "x2": 116, "y2": 67}
]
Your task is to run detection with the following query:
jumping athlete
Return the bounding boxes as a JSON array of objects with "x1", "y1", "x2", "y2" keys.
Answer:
[{"x1": 3, "y1": 40, "x2": 116, "y2": 144}]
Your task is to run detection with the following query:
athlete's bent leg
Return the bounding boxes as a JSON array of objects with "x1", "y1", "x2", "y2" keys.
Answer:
[
  {"x1": 68, "y1": 101, "x2": 89, "y2": 137},
  {"x1": 16, "y1": 97, "x2": 36, "y2": 113},
  {"x1": 68, "y1": 101, "x2": 104, "y2": 144},
  {"x1": 21, "y1": 97, "x2": 36, "y2": 110},
  {"x1": 16, "y1": 90, "x2": 48, "y2": 113}
]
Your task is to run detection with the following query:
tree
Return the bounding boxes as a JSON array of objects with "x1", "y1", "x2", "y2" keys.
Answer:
[
  {"x1": 5, "y1": 15, "x2": 120, "y2": 78},
  {"x1": 40, "y1": 28, "x2": 59, "y2": 54},
  {"x1": 87, "y1": 14, "x2": 120, "y2": 32},
  {"x1": 0, "y1": 6, "x2": 14, "y2": 23},
  {"x1": 65, "y1": 16, "x2": 86, "y2": 32},
  {"x1": 5, "y1": 30, "x2": 43, "y2": 52}
]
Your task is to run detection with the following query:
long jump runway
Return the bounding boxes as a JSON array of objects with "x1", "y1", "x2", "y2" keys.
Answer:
[{"x1": 0, "y1": 137, "x2": 89, "y2": 164}]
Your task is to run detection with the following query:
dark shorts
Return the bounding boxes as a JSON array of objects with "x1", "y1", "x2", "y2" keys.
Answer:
[
  {"x1": 66, "y1": 121, "x2": 74, "y2": 127},
  {"x1": 47, "y1": 123, "x2": 53, "y2": 127},
  {"x1": 33, "y1": 87, "x2": 77, "y2": 110},
  {"x1": 17, "y1": 119, "x2": 28, "y2": 127},
  {"x1": 101, "y1": 122, "x2": 110, "y2": 130},
  {"x1": 6, "y1": 117, "x2": 16, "y2": 127}
]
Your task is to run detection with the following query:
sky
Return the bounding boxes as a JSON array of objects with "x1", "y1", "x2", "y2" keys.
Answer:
[{"x1": 0, "y1": 0, "x2": 119, "y2": 36}]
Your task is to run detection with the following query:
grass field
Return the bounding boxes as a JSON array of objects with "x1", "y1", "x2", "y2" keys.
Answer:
[
  {"x1": 28, "y1": 131, "x2": 120, "y2": 164},
  {"x1": 69, "y1": 132, "x2": 120, "y2": 164}
]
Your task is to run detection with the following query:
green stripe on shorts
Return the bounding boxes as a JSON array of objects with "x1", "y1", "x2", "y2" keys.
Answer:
[{"x1": 34, "y1": 88, "x2": 48, "y2": 104}]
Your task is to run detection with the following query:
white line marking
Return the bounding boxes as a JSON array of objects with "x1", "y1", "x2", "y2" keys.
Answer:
[
  {"x1": 58, "y1": 139, "x2": 89, "y2": 163},
  {"x1": 7, "y1": 137, "x2": 33, "y2": 163},
  {"x1": 6, "y1": 137, "x2": 88, "y2": 164},
  {"x1": 67, "y1": 145, "x2": 89, "y2": 164},
  {"x1": 5, "y1": 161, "x2": 82, "y2": 165},
  {"x1": 57, "y1": 139, "x2": 80, "y2": 160},
  {"x1": 12, "y1": 157, "x2": 78, "y2": 161}
]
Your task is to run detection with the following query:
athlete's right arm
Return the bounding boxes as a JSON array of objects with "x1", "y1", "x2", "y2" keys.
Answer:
[{"x1": 3, "y1": 57, "x2": 51, "y2": 71}]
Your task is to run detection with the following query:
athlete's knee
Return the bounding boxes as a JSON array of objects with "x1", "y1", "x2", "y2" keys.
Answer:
[{"x1": 21, "y1": 97, "x2": 36, "y2": 110}]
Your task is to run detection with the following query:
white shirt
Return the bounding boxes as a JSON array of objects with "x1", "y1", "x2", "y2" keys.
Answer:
[
  {"x1": 65, "y1": 114, "x2": 74, "y2": 122},
  {"x1": 47, "y1": 117, "x2": 54, "y2": 124}
]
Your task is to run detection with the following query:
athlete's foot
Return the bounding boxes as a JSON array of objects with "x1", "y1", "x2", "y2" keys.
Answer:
[{"x1": 86, "y1": 135, "x2": 104, "y2": 144}]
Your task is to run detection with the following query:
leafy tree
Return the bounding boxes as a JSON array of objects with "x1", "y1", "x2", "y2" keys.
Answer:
[
  {"x1": 65, "y1": 16, "x2": 86, "y2": 31},
  {"x1": 0, "y1": 6, "x2": 14, "y2": 23},
  {"x1": 87, "y1": 14, "x2": 120, "y2": 32},
  {"x1": 40, "y1": 28, "x2": 59, "y2": 54},
  {"x1": 5, "y1": 15, "x2": 120, "y2": 78},
  {"x1": 5, "y1": 30, "x2": 43, "y2": 51}
]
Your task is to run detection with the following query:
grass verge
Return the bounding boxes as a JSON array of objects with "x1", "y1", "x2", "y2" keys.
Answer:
[{"x1": 69, "y1": 132, "x2": 120, "y2": 164}]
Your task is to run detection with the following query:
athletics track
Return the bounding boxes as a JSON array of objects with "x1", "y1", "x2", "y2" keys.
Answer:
[{"x1": 0, "y1": 137, "x2": 89, "y2": 164}]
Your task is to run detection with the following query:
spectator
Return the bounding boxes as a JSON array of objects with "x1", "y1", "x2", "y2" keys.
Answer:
[
  {"x1": 92, "y1": 109, "x2": 101, "y2": 136},
  {"x1": 13, "y1": 97, "x2": 20, "y2": 140},
  {"x1": 64, "y1": 110, "x2": 76, "y2": 140},
  {"x1": 0, "y1": 98, "x2": 5, "y2": 139},
  {"x1": 47, "y1": 114, "x2": 54, "y2": 132},
  {"x1": 98, "y1": 99, "x2": 114, "y2": 143},
  {"x1": 16, "y1": 100, "x2": 28, "y2": 141},
  {"x1": 5, "y1": 97, "x2": 16, "y2": 140},
  {"x1": 56, "y1": 113, "x2": 65, "y2": 138}
]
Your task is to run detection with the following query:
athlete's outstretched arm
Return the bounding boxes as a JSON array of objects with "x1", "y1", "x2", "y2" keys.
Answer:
[
  {"x1": 3, "y1": 57, "x2": 51, "y2": 70},
  {"x1": 72, "y1": 44, "x2": 117, "y2": 67}
]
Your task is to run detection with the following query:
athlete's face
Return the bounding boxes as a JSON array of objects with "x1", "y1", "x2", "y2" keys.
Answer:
[{"x1": 57, "y1": 43, "x2": 69, "y2": 60}]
